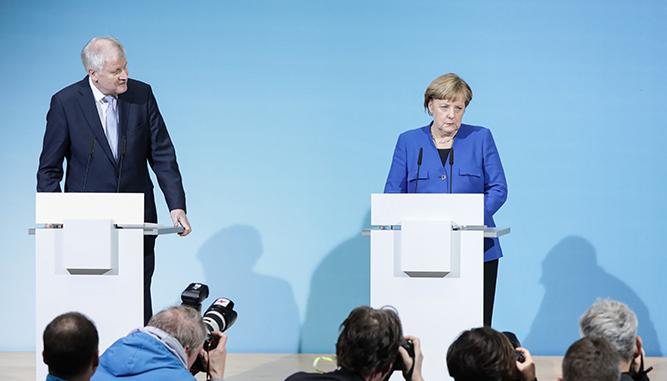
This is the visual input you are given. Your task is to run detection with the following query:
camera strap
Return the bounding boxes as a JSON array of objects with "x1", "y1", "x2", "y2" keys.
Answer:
[{"x1": 626, "y1": 353, "x2": 653, "y2": 381}]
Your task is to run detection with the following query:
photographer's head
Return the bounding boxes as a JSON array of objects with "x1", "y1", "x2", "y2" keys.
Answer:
[
  {"x1": 336, "y1": 306, "x2": 403, "y2": 381},
  {"x1": 561, "y1": 336, "x2": 620, "y2": 381},
  {"x1": 447, "y1": 327, "x2": 530, "y2": 381},
  {"x1": 42, "y1": 312, "x2": 99, "y2": 381},
  {"x1": 579, "y1": 298, "x2": 642, "y2": 370},
  {"x1": 148, "y1": 305, "x2": 207, "y2": 367}
]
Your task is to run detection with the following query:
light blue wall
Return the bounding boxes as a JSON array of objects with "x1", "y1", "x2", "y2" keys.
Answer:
[{"x1": 1, "y1": 0, "x2": 665, "y2": 356}]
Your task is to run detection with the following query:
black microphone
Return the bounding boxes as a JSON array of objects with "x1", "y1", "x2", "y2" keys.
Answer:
[
  {"x1": 116, "y1": 136, "x2": 127, "y2": 193},
  {"x1": 82, "y1": 136, "x2": 95, "y2": 192},
  {"x1": 449, "y1": 148, "x2": 454, "y2": 194},
  {"x1": 414, "y1": 147, "x2": 423, "y2": 193}
]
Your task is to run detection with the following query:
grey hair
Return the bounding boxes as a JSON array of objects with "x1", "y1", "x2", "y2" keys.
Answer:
[
  {"x1": 579, "y1": 298, "x2": 638, "y2": 362},
  {"x1": 80, "y1": 36, "x2": 126, "y2": 73},
  {"x1": 148, "y1": 305, "x2": 207, "y2": 356}
]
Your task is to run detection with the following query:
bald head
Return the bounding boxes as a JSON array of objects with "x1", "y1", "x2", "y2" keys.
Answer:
[{"x1": 42, "y1": 312, "x2": 99, "y2": 380}]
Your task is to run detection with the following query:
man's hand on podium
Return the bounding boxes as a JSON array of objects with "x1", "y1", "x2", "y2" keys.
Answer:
[{"x1": 170, "y1": 209, "x2": 192, "y2": 236}]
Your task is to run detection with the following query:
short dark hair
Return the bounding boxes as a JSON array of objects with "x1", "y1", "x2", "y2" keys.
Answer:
[
  {"x1": 336, "y1": 306, "x2": 403, "y2": 378},
  {"x1": 42, "y1": 312, "x2": 99, "y2": 379},
  {"x1": 446, "y1": 327, "x2": 521, "y2": 381},
  {"x1": 562, "y1": 337, "x2": 620, "y2": 381}
]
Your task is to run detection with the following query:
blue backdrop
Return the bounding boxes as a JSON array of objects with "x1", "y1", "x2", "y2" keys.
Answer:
[{"x1": 1, "y1": 0, "x2": 665, "y2": 356}]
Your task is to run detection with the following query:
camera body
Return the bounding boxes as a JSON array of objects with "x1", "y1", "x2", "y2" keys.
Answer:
[
  {"x1": 393, "y1": 338, "x2": 415, "y2": 371},
  {"x1": 502, "y1": 331, "x2": 525, "y2": 363}
]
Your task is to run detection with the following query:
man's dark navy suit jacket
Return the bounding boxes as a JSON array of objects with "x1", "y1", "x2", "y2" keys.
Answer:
[{"x1": 37, "y1": 77, "x2": 186, "y2": 223}]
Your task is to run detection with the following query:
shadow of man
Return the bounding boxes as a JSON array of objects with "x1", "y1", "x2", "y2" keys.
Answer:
[
  {"x1": 524, "y1": 235, "x2": 661, "y2": 355},
  {"x1": 197, "y1": 224, "x2": 300, "y2": 352},
  {"x1": 299, "y1": 210, "x2": 371, "y2": 353}
]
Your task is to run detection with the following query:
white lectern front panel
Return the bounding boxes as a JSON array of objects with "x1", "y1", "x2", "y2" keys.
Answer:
[
  {"x1": 35, "y1": 193, "x2": 144, "y2": 381},
  {"x1": 371, "y1": 193, "x2": 484, "y2": 381}
]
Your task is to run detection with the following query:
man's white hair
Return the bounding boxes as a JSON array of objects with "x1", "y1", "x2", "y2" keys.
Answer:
[
  {"x1": 80, "y1": 36, "x2": 125, "y2": 73},
  {"x1": 579, "y1": 298, "x2": 638, "y2": 362}
]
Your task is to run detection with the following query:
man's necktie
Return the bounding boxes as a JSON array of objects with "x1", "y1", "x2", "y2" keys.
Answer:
[{"x1": 103, "y1": 95, "x2": 119, "y2": 159}]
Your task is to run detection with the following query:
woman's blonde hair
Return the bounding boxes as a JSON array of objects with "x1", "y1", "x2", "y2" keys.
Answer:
[{"x1": 424, "y1": 73, "x2": 473, "y2": 113}]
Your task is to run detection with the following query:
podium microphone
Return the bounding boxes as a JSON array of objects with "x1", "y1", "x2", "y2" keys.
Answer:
[
  {"x1": 414, "y1": 147, "x2": 423, "y2": 193},
  {"x1": 82, "y1": 136, "x2": 95, "y2": 192},
  {"x1": 449, "y1": 148, "x2": 454, "y2": 193},
  {"x1": 116, "y1": 136, "x2": 127, "y2": 193}
]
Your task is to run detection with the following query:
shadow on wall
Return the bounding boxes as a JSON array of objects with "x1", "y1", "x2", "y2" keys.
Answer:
[
  {"x1": 197, "y1": 224, "x2": 300, "y2": 353},
  {"x1": 299, "y1": 210, "x2": 371, "y2": 354},
  {"x1": 523, "y1": 235, "x2": 662, "y2": 356}
]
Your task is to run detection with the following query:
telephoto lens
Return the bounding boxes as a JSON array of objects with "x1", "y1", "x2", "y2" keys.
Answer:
[
  {"x1": 190, "y1": 297, "x2": 238, "y2": 375},
  {"x1": 202, "y1": 298, "x2": 238, "y2": 350}
]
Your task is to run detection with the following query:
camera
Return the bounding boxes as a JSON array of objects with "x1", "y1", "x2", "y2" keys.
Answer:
[
  {"x1": 181, "y1": 283, "x2": 238, "y2": 374},
  {"x1": 502, "y1": 331, "x2": 525, "y2": 363},
  {"x1": 200, "y1": 297, "x2": 238, "y2": 350},
  {"x1": 393, "y1": 338, "x2": 415, "y2": 371}
]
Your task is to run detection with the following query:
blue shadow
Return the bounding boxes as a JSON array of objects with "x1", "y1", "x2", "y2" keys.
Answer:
[
  {"x1": 523, "y1": 235, "x2": 662, "y2": 356},
  {"x1": 197, "y1": 224, "x2": 300, "y2": 352},
  {"x1": 299, "y1": 210, "x2": 371, "y2": 353}
]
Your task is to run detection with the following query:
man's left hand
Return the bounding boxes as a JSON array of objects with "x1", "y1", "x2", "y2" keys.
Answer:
[{"x1": 170, "y1": 209, "x2": 192, "y2": 236}]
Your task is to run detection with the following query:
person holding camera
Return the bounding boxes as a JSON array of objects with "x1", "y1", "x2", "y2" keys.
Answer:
[
  {"x1": 285, "y1": 306, "x2": 424, "y2": 381},
  {"x1": 92, "y1": 305, "x2": 227, "y2": 381},
  {"x1": 446, "y1": 327, "x2": 537, "y2": 381}
]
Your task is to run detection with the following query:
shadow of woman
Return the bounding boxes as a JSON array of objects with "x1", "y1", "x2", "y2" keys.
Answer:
[
  {"x1": 523, "y1": 235, "x2": 662, "y2": 356},
  {"x1": 197, "y1": 224, "x2": 300, "y2": 352},
  {"x1": 299, "y1": 210, "x2": 371, "y2": 353}
]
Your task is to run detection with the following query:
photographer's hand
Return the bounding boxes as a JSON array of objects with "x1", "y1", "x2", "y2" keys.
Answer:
[
  {"x1": 202, "y1": 331, "x2": 228, "y2": 380},
  {"x1": 399, "y1": 336, "x2": 424, "y2": 381},
  {"x1": 515, "y1": 347, "x2": 536, "y2": 381},
  {"x1": 631, "y1": 336, "x2": 645, "y2": 373}
]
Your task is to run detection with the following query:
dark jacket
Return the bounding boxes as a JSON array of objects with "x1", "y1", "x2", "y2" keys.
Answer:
[
  {"x1": 37, "y1": 77, "x2": 186, "y2": 223},
  {"x1": 286, "y1": 369, "x2": 365, "y2": 381}
]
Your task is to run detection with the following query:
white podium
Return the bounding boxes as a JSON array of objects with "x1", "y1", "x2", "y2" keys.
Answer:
[
  {"x1": 370, "y1": 193, "x2": 509, "y2": 381},
  {"x1": 31, "y1": 193, "x2": 182, "y2": 380}
]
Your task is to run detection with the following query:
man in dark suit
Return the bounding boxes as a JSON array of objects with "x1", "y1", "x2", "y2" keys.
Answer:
[{"x1": 37, "y1": 36, "x2": 192, "y2": 324}]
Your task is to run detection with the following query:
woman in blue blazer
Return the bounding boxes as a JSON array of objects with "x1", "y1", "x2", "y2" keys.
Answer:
[{"x1": 384, "y1": 73, "x2": 507, "y2": 326}]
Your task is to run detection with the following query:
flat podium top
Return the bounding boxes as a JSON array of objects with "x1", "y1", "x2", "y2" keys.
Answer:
[
  {"x1": 33, "y1": 193, "x2": 183, "y2": 236},
  {"x1": 362, "y1": 225, "x2": 511, "y2": 238},
  {"x1": 28, "y1": 223, "x2": 184, "y2": 236}
]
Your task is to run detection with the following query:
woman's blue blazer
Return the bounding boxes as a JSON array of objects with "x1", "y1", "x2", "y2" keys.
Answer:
[{"x1": 384, "y1": 123, "x2": 508, "y2": 262}]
